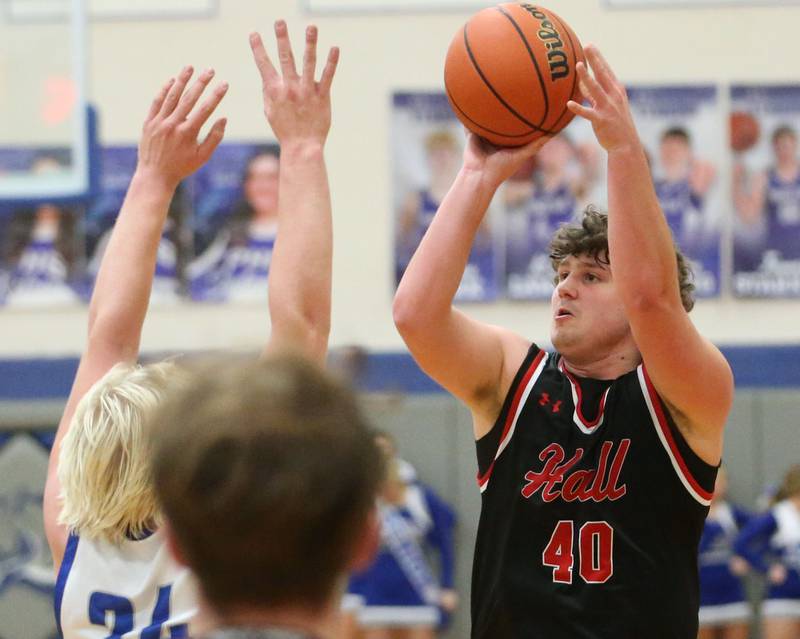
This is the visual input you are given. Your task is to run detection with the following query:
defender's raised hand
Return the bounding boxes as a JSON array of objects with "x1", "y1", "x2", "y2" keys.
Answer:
[
  {"x1": 137, "y1": 66, "x2": 228, "y2": 188},
  {"x1": 250, "y1": 21, "x2": 339, "y2": 147},
  {"x1": 567, "y1": 45, "x2": 638, "y2": 154}
]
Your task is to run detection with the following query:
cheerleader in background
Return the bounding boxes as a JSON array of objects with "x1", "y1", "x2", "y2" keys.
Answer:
[
  {"x1": 698, "y1": 466, "x2": 752, "y2": 639},
  {"x1": 735, "y1": 465, "x2": 800, "y2": 639},
  {"x1": 349, "y1": 432, "x2": 457, "y2": 639}
]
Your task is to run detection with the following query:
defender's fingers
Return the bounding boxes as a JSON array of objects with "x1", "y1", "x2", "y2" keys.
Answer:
[
  {"x1": 146, "y1": 78, "x2": 175, "y2": 122},
  {"x1": 274, "y1": 20, "x2": 298, "y2": 80},
  {"x1": 250, "y1": 32, "x2": 279, "y2": 85},
  {"x1": 185, "y1": 81, "x2": 229, "y2": 134},
  {"x1": 172, "y1": 68, "x2": 216, "y2": 122},
  {"x1": 197, "y1": 117, "x2": 227, "y2": 163},
  {"x1": 302, "y1": 24, "x2": 318, "y2": 86},
  {"x1": 159, "y1": 66, "x2": 194, "y2": 118},
  {"x1": 318, "y1": 46, "x2": 340, "y2": 95}
]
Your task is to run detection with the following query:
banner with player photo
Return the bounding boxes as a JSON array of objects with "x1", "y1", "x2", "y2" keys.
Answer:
[
  {"x1": 188, "y1": 142, "x2": 279, "y2": 304},
  {"x1": 0, "y1": 140, "x2": 281, "y2": 309},
  {"x1": 0, "y1": 149, "x2": 85, "y2": 308},
  {"x1": 392, "y1": 92, "x2": 498, "y2": 303},
  {"x1": 85, "y1": 145, "x2": 192, "y2": 305},
  {"x1": 626, "y1": 85, "x2": 723, "y2": 298},
  {"x1": 500, "y1": 117, "x2": 606, "y2": 300},
  {"x1": 730, "y1": 85, "x2": 800, "y2": 298}
]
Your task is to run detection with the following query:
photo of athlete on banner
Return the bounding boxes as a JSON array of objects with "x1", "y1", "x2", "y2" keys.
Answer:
[
  {"x1": 188, "y1": 142, "x2": 280, "y2": 303},
  {"x1": 393, "y1": 92, "x2": 498, "y2": 303},
  {"x1": 0, "y1": 151, "x2": 83, "y2": 307},
  {"x1": 731, "y1": 85, "x2": 800, "y2": 298},
  {"x1": 85, "y1": 146, "x2": 190, "y2": 305},
  {"x1": 501, "y1": 120, "x2": 602, "y2": 300},
  {"x1": 626, "y1": 85, "x2": 722, "y2": 298}
]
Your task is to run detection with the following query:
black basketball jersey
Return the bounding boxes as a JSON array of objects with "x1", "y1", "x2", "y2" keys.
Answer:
[{"x1": 472, "y1": 345, "x2": 717, "y2": 639}]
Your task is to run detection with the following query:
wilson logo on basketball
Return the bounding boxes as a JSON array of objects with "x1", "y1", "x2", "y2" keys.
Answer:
[
  {"x1": 521, "y1": 4, "x2": 570, "y2": 81},
  {"x1": 521, "y1": 440, "x2": 630, "y2": 503}
]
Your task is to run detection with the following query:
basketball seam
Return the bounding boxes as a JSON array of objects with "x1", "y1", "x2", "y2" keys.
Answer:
[
  {"x1": 462, "y1": 19, "x2": 537, "y2": 136},
  {"x1": 445, "y1": 82, "x2": 537, "y2": 141},
  {"x1": 496, "y1": 5, "x2": 550, "y2": 128}
]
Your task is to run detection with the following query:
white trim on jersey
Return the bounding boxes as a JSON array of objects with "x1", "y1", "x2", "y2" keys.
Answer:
[
  {"x1": 478, "y1": 351, "x2": 549, "y2": 494},
  {"x1": 636, "y1": 365, "x2": 713, "y2": 507}
]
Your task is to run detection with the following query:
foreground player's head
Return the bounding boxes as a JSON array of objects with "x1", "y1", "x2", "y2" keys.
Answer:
[
  {"x1": 548, "y1": 207, "x2": 694, "y2": 362},
  {"x1": 150, "y1": 354, "x2": 384, "y2": 619},
  {"x1": 57, "y1": 361, "x2": 182, "y2": 543}
]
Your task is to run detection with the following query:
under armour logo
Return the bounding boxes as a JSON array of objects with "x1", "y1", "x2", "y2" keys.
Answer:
[{"x1": 538, "y1": 393, "x2": 562, "y2": 413}]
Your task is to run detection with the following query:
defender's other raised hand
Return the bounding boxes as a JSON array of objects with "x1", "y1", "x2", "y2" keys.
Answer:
[
  {"x1": 137, "y1": 66, "x2": 228, "y2": 188},
  {"x1": 250, "y1": 21, "x2": 339, "y2": 148},
  {"x1": 566, "y1": 45, "x2": 638, "y2": 154}
]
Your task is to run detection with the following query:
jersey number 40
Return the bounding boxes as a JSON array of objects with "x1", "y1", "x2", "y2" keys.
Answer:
[{"x1": 542, "y1": 520, "x2": 613, "y2": 584}]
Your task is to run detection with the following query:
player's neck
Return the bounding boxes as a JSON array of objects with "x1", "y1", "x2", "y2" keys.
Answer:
[
  {"x1": 211, "y1": 600, "x2": 338, "y2": 639},
  {"x1": 560, "y1": 345, "x2": 641, "y2": 380}
]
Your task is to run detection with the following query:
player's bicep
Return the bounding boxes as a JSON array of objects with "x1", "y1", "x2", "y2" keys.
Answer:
[{"x1": 631, "y1": 303, "x2": 733, "y2": 447}]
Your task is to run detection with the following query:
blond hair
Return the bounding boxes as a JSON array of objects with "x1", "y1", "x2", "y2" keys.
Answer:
[{"x1": 57, "y1": 361, "x2": 182, "y2": 544}]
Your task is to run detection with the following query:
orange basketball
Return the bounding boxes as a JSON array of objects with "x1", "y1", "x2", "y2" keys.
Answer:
[
  {"x1": 730, "y1": 111, "x2": 760, "y2": 153},
  {"x1": 444, "y1": 3, "x2": 585, "y2": 147}
]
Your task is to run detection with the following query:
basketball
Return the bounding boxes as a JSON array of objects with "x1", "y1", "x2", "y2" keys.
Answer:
[
  {"x1": 730, "y1": 111, "x2": 760, "y2": 152},
  {"x1": 444, "y1": 3, "x2": 585, "y2": 147}
]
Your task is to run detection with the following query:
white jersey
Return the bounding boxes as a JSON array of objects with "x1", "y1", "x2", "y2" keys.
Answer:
[{"x1": 55, "y1": 530, "x2": 200, "y2": 638}]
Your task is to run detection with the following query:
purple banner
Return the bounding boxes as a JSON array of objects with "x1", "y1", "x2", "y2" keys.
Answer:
[
  {"x1": 392, "y1": 92, "x2": 498, "y2": 303},
  {"x1": 188, "y1": 143, "x2": 278, "y2": 303},
  {"x1": 627, "y1": 85, "x2": 723, "y2": 298},
  {"x1": 731, "y1": 85, "x2": 800, "y2": 298}
]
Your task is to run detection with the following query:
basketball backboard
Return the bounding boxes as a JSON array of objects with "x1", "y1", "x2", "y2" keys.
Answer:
[{"x1": 0, "y1": 0, "x2": 94, "y2": 204}]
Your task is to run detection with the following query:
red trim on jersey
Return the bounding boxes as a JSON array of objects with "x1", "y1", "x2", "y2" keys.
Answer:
[
  {"x1": 641, "y1": 366, "x2": 714, "y2": 502},
  {"x1": 477, "y1": 349, "x2": 546, "y2": 489},
  {"x1": 558, "y1": 359, "x2": 609, "y2": 431}
]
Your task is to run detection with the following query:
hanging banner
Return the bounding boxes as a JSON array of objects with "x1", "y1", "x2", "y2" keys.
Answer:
[
  {"x1": 500, "y1": 117, "x2": 605, "y2": 301},
  {"x1": 627, "y1": 85, "x2": 723, "y2": 298},
  {"x1": 731, "y1": 85, "x2": 800, "y2": 298},
  {"x1": 85, "y1": 145, "x2": 191, "y2": 305},
  {"x1": 392, "y1": 92, "x2": 498, "y2": 303}
]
